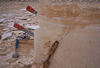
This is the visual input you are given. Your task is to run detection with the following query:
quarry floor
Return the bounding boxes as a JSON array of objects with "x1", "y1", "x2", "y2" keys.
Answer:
[{"x1": 0, "y1": 1, "x2": 100, "y2": 68}]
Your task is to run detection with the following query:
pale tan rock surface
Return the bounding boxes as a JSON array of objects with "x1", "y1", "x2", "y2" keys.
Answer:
[
  {"x1": 50, "y1": 25, "x2": 100, "y2": 68},
  {"x1": 0, "y1": 1, "x2": 100, "y2": 68}
]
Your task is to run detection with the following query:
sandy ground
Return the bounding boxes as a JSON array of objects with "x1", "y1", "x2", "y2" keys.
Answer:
[{"x1": 0, "y1": 1, "x2": 100, "y2": 68}]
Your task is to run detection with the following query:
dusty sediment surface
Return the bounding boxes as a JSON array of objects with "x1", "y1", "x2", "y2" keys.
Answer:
[
  {"x1": 33, "y1": 2, "x2": 100, "y2": 68},
  {"x1": 0, "y1": 1, "x2": 100, "y2": 68},
  {"x1": 49, "y1": 25, "x2": 100, "y2": 68}
]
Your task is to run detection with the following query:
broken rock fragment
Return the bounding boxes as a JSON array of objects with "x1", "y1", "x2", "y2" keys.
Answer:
[
  {"x1": 0, "y1": 18, "x2": 5, "y2": 23},
  {"x1": 1, "y1": 32, "x2": 12, "y2": 40},
  {"x1": 25, "y1": 24, "x2": 40, "y2": 30}
]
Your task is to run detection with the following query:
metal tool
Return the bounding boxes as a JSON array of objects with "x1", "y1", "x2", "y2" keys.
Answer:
[
  {"x1": 14, "y1": 23, "x2": 34, "y2": 37},
  {"x1": 26, "y1": 5, "x2": 37, "y2": 15},
  {"x1": 12, "y1": 39, "x2": 19, "y2": 58}
]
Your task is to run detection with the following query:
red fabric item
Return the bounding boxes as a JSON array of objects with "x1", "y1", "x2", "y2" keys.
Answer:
[{"x1": 26, "y1": 5, "x2": 35, "y2": 13}]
